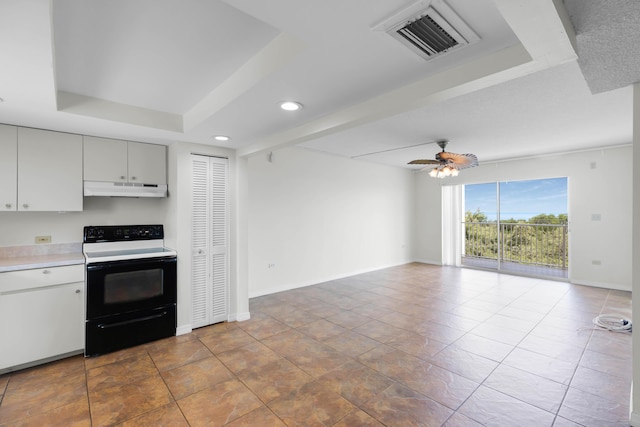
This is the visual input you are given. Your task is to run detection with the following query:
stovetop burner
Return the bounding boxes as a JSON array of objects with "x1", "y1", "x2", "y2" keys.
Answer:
[{"x1": 82, "y1": 225, "x2": 176, "y2": 264}]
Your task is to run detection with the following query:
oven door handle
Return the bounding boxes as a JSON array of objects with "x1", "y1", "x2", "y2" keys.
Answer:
[{"x1": 97, "y1": 311, "x2": 168, "y2": 329}]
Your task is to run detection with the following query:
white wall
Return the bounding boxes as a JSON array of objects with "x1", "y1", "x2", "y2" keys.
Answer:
[
  {"x1": 0, "y1": 196, "x2": 168, "y2": 246},
  {"x1": 414, "y1": 145, "x2": 633, "y2": 291},
  {"x1": 414, "y1": 175, "x2": 443, "y2": 265},
  {"x1": 248, "y1": 147, "x2": 415, "y2": 297}
]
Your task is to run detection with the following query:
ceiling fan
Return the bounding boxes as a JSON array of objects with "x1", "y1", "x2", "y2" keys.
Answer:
[{"x1": 408, "y1": 140, "x2": 478, "y2": 178}]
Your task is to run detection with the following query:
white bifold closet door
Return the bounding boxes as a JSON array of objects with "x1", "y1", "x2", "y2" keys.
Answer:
[{"x1": 191, "y1": 155, "x2": 229, "y2": 328}]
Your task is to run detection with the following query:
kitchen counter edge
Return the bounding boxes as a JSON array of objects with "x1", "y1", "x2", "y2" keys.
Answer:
[{"x1": 0, "y1": 253, "x2": 85, "y2": 273}]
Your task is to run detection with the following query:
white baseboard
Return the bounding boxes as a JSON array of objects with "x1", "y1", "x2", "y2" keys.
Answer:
[
  {"x1": 248, "y1": 260, "x2": 414, "y2": 298},
  {"x1": 413, "y1": 261, "x2": 631, "y2": 292},
  {"x1": 630, "y1": 382, "x2": 639, "y2": 426},
  {"x1": 176, "y1": 313, "x2": 251, "y2": 333},
  {"x1": 176, "y1": 325, "x2": 192, "y2": 336},
  {"x1": 229, "y1": 311, "x2": 251, "y2": 322},
  {"x1": 570, "y1": 278, "x2": 631, "y2": 292},
  {"x1": 412, "y1": 258, "x2": 442, "y2": 266}
]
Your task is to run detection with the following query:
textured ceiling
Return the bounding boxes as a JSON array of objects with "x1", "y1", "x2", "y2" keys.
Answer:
[
  {"x1": 564, "y1": 0, "x2": 640, "y2": 94},
  {"x1": 301, "y1": 61, "x2": 632, "y2": 167}
]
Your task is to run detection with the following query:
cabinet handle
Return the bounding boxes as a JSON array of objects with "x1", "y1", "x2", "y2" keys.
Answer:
[
  {"x1": 120, "y1": 176, "x2": 126, "y2": 180},
  {"x1": 75, "y1": 289, "x2": 81, "y2": 294},
  {"x1": 42, "y1": 270, "x2": 50, "y2": 275},
  {"x1": 130, "y1": 176, "x2": 137, "y2": 180},
  {"x1": 5, "y1": 203, "x2": 11, "y2": 209},
  {"x1": 22, "y1": 203, "x2": 29, "y2": 209}
]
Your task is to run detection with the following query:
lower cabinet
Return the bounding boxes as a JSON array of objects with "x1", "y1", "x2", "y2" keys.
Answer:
[{"x1": 0, "y1": 265, "x2": 84, "y2": 372}]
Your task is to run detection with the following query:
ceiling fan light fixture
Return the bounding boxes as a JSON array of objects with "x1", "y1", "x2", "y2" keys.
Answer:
[
  {"x1": 409, "y1": 140, "x2": 477, "y2": 178},
  {"x1": 428, "y1": 164, "x2": 459, "y2": 178}
]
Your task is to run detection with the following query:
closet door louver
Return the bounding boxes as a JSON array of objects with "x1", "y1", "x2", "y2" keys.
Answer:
[
  {"x1": 210, "y1": 158, "x2": 228, "y2": 323},
  {"x1": 191, "y1": 155, "x2": 229, "y2": 328},
  {"x1": 191, "y1": 157, "x2": 210, "y2": 328}
]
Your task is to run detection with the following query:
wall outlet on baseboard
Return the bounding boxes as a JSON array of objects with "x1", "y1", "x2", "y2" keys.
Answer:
[{"x1": 35, "y1": 235, "x2": 51, "y2": 244}]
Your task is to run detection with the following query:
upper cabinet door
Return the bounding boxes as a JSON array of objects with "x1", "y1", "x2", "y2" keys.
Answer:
[
  {"x1": 83, "y1": 136, "x2": 128, "y2": 182},
  {"x1": 0, "y1": 125, "x2": 18, "y2": 211},
  {"x1": 17, "y1": 128, "x2": 83, "y2": 211},
  {"x1": 127, "y1": 142, "x2": 167, "y2": 185}
]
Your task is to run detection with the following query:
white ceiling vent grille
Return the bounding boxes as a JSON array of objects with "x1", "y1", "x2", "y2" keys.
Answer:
[{"x1": 373, "y1": 0, "x2": 479, "y2": 61}]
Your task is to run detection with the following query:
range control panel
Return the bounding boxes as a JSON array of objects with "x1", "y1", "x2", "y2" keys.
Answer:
[{"x1": 83, "y1": 225, "x2": 164, "y2": 243}]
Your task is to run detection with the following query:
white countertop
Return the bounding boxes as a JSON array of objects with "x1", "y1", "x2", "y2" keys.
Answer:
[
  {"x1": 0, "y1": 253, "x2": 85, "y2": 272},
  {"x1": 0, "y1": 243, "x2": 85, "y2": 273}
]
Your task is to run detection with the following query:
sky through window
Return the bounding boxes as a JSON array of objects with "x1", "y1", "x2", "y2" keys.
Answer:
[{"x1": 465, "y1": 177, "x2": 567, "y2": 221}]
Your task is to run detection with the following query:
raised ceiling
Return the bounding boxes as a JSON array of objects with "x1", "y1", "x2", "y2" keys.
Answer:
[{"x1": 0, "y1": 0, "x2": 637, "y2": 168}]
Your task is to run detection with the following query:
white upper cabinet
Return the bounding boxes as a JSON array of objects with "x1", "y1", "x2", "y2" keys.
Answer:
[
  {"x1": 84, "y1": 136, "x2": 166, "y2": 185},
  {"x1": 16, "y1": 127, "x2": 83, "y2": 212},
  {"x1": 0, "y1": 124, "x2": 18, "y2": 211},
  {"x1": 128, "y1": 141, "x2": 167, "y2": 185},
  {"x1": 83, "y1": 136, "x2": 128, "y2": 182}
]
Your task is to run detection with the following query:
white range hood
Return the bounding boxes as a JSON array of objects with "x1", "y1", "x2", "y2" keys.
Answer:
[{"x1": 84, "y1": 181, "x2": 167, "y2": 198}]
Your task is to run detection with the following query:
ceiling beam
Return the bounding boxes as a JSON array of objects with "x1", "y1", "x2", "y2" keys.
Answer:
[
  {"x1": 56, "y1": 91, "x2": 183, "y2": 132},
  {"x1": 183, "y1": 32, "x2": 304, "y2": 132}
]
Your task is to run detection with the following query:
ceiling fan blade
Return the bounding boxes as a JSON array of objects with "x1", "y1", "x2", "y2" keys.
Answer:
[
  {"x1": 437, "y1": 152, "x2": 479, "y2": 169},
  {"x1": 408, "y1": 159, "x2": 440, "y2": 165}
]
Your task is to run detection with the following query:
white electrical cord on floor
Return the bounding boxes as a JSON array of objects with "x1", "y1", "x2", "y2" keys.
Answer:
[{"x1": 592, "y1": 314, "x2": 632, "y2": 333}]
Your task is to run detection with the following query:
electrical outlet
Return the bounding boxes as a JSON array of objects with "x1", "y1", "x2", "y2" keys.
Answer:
[{"x1": 35, "y1": 235, "x2": 51, "y2": 244}]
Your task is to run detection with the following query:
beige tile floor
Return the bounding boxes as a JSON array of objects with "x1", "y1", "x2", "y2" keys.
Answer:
[{"x1": 0, "y1": 263, "x2": 632, "y2": 426}]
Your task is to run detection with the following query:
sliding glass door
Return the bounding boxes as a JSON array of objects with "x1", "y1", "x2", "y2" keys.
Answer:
[{"x1": 463, "y1": 178, "x2": 568, "y2": 278}]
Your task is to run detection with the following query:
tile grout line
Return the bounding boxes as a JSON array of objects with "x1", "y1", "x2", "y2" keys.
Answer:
[
  {"x1": 550, "y1": 295, "x2": 602, "y2": 427},
  {"x1": 82, "y1": 363, "x2": 94, "y2": 427},
  {"x1": 196, "y1": 333, "x2": 288, "y2": 427},
  {"x1": 445, "y1": 279, "x2": 578, "y2": 426}
]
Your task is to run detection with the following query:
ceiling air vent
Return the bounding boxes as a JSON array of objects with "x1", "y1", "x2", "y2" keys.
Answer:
[{"x1": 373, "y1": 0, "x2": 479, "y2": 61}]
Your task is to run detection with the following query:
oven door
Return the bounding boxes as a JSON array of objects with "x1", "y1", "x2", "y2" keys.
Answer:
[{"x1": 86, "y1": 256, "x2": 177, "y2": 320}]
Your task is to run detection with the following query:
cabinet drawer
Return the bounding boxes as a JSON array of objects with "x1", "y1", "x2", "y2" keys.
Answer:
[{"x1": 0, "y1": 265, "x2": 84, "y2": 293}]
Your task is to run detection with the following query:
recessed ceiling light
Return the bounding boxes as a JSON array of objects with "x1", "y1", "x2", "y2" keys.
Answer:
[
  {"x1": 214, "y1": 135, "x2": 230, "y2": 141},
  {"x1": 279, "y1": 101, "x2": 303, "y2": 111}
]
